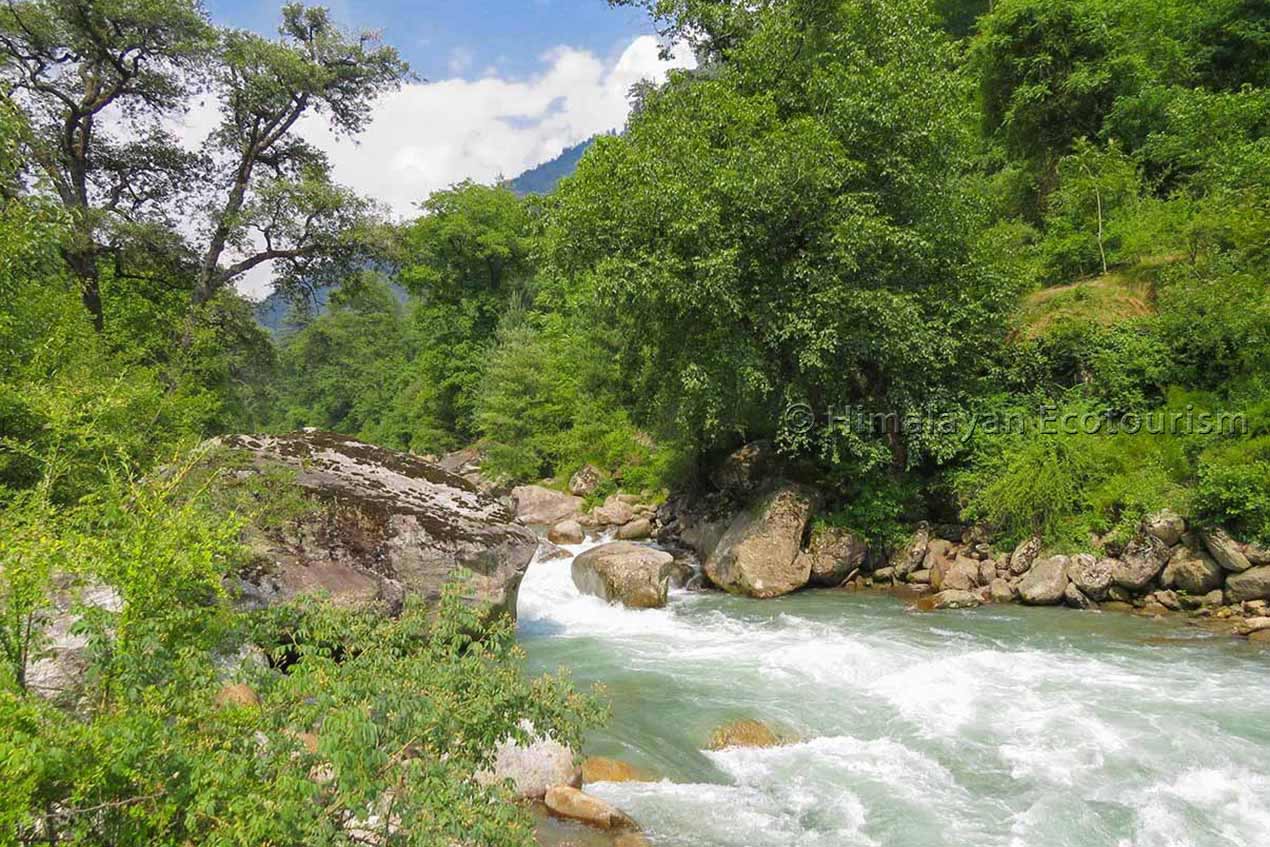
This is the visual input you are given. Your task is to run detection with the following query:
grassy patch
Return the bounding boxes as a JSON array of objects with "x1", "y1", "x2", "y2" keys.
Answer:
[{"x1": 1013, "y1": 261, "x2": 1165, "y2": 340}]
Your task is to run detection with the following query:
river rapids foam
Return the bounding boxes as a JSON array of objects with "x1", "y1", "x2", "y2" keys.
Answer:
[{"x1": 518, "y1": 540, "x2": 1270, "y2": 846}]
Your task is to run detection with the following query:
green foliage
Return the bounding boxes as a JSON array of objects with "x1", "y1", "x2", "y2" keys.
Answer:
[
  {"x1": 386, "y1": 183, "x2": 536, "y2": 452},
  {"x1": 550, "y1": 0, "x2": 1014, "y2": 478},
  {"x1": 1194, "y1": 396, "x2": 1270, "y2": 543},
  {"x1": 0, "y1": 494, "x2": 65, "y2": 692},
  {"x1": 973, "y1": 0, "x2": 1140, "y2": 171},
  {"x1": 1038, "y1": 139, "x2": 1144, "y2": 279},
  {"x1": 272, "y1": 279, "x2": 409, "y2": 440},
  {"x1": 955, "y1": 398, "x2": 1191, "y2": 549},
  {"x1": 815, "y1": 476, "x2": 918, "y2": 548},
  {"x1": 0, "y1": 453, "x2": 604, "y2": 846},
  {"x1": 475, "y1": 305, "x2": 690, "y2": 493}
]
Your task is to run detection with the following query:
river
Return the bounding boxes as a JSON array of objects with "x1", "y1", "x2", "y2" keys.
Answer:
[{"x1": 517, "y1": 539, "x2": 1270, "y2": 847}]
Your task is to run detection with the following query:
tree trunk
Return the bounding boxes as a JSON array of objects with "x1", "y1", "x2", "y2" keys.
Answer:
[{"x1": 65, "y1": 247, "x2": 104, "y2": 332}]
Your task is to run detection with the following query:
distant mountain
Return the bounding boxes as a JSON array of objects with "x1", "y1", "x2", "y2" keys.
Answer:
[
  {"x1": 254, "y1": 281, "x2": 407, "y2": 335},
  {"x1": 254, "y1": 285, "x2": 334, "y2": 335},
  {"x1": 506, "y1": 137, "x2": 596, "y2": 196}
]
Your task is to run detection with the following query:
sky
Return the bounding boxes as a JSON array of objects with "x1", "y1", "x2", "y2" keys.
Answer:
[{"x1": 190, "y1": 2, "x2": 693, "y2": 296}]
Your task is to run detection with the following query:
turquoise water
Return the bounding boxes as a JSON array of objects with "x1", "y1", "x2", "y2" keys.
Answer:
[{"x1": 518, "y1": 540, "x2": 1270, "y2": 847}]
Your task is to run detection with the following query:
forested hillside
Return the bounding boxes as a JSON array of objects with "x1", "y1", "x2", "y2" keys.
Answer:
[
  {"x1": 1, "y1": 0, "x2": 1267, "y2": 844},
  {"x1": 270, "y1": 0, "x2": 1269, "y2": 550}
]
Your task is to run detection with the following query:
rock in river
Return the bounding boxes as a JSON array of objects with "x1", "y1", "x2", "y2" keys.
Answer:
[
  {"x1": 1112, "y1": 537, "x2": 1170, "y2": 592},
  {"x1": 708, "y1": 719, "x2": 781, "y2": 750},
  {"x1": 1068, "y1": 554, "x2": 1114, "y2": 601},
  {"x1": 544, "y1": 786, "x2": 637, "y2": 831},
  {"x1": 705, "y1": 484, "x2": 817, "y2": 598},
  {"x1": 476, "y1": 722, "x2": 579, "y2": 800},
  {"x1": 797, "y1": 525, "x2": 868, "y2": 587},
  {"x1": 548, "y1": 519, "x2": 584, "y2": 545},
  {"x1": 572, "y1": 542, "x2": 676, "y2": 609},
  {"x1": 1161, "y1": 547, "x2": 1224, "y2": 596},
  {"x1": 930, "y1": 589, "x2": 980, "y2": 610},
  {"x1": 1202, "y1": 529, "x2": 1252, "y2": 573},
  {"x1": 582, "y1": 757, "x2": 649, "y2": 784},
  {"x1": 512, "y1": 485, "x2": 583, "y2": 527}
]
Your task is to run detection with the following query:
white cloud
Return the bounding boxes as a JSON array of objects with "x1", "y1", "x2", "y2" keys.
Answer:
[
  {"x1": 304, "y1": 35, "x2": 695, "y2": 219},
  {"x1": 174, "y1": 35, "x2": 695, "y2": 297}
]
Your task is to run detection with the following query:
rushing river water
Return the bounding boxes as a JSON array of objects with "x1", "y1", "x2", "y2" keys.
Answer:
[{"x1": 517, "y1": 539, "x2": 1270, "y2": 847}]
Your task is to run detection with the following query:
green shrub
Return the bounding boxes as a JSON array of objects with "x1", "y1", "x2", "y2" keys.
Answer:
[
  {"x1": 955, "y1": 398, "x2": 1192, "y2": 549},
  {"x1": 1195, "y1": 436, "x2": 1270, "y2": 543},
  {"x1": 1, "y1": 455, "x2": 605, "y2": 846}
]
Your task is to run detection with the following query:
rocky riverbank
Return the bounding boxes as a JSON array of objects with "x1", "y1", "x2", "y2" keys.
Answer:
[{"x1": 496, "y1": 441, "x2": 1270, "y2": 645}]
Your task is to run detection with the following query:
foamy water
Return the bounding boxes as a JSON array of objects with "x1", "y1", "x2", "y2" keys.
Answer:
[{"x1": 518, "y1": 539, "x2": 1270, "y2": 846}]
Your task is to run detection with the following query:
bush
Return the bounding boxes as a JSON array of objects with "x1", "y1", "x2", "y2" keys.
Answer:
[
  {"x1": 1195, "y1": 436, "x2": 1270, "y2": 543},
  {"x1": 955, "y1": 398, "x2": 1192, "y2": 549},
  {"x1": 0, "y1": 452, "x2": 605, "y2": 846}
]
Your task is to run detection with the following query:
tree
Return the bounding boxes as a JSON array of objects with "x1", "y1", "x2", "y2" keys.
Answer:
[
  {"x1": 273, "y1": 278, "x2": 407, "y2": 439},
  {"x1": 386, "y1": 183, "x2": 534, "y2": 451},
  {"x1": 550, "y1": 0, "x2": 1011, "y2": 476},
  {"x1": 191, "y1": 3, "x2": 407, "y2": 308},
  {"x1": 0, "y1": 2, "x2": 408, "y2": 331},
  {"x1": 0, "y1": 0, "x2": 214, "y2": 330},
  {"x1": 606, "y1": 0, "x2": 776, "y2": 62}
]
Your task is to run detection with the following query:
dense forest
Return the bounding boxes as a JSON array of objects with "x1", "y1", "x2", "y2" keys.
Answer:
[{"x1": 1, "y1": 0, "x2": 1267, "y2": 843}]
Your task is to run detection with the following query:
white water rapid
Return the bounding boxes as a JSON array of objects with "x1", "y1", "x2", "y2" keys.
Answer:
[{"x1": 517, "y1": 538, "x2": 1270, "y2": 847}]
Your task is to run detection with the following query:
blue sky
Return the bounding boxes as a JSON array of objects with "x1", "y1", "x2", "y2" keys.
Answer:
[{"x1": 205, "y1": 0, "x2": 658, "y2": 82}]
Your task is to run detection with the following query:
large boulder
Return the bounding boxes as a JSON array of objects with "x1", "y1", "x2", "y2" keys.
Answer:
[
  {"x1": 548, "y1": 519, "x2": 584, "y2": 545},
  {"x1": 617, "y1": 518, "x2": 653, "y2": 541},
  {"x1": 1018, "y1": 556, "x2": 1069, "y2": 605},
  {"x1": 1143, "y1": 510, "x2": 1186, "y2": 547},
  {"x1": 923, "y1": 538, "x2": 957, "y2": 582},
  {"x1": 581, "y1": 757, "x2": 649, "y2": 785},
  {"x1": 704, "y1": 484, "x2": 817, "y2": 598},
  {"x1": 437, "y1": 446, "x2": 482, "y2": 476},
  {"x1": 711, "y1": 441, "x2": 776, "y2": 496},
  {"x1": 25, "y1": 581, "x2": 122, "y2": 702},
  {"x1": 1111, "y1": 537, "x2": 1170, "y2": 592},
  {"x1": 1161, "y1": 547, "x2": 1224, "y2": 595},
  {"x1": 679, "y1": 515, "x2": 731, "y2": 562},
  {"x1": 939, "y1": 556, "x2": 983, "y2": 592},
  {"x1": 1009, "y1": 536, "x2": 1043, "y2": 576},
  {"x1": 1226, "y1": 566, "x2": 1270, "y2": 603},
  {"x1": 591, "y1": 494, "x2": 638, "y2": 528},
  {"x1": 476, "y1": 722, "x2": 579, "y2": 800},
  {"x1": 708, "y1": 719, "x2": 780, "y2": 750},
  {"x1": 1064, "y1": 583, "x2": 1097, "y2": 610},
  {"x1": 1068, "y1": 554, "x2": 1114, "y2": 601},
  {"x1": 571, "y1": 542, "x2": 676, "y2": 609},
  {"x1": 214, "y1": 432, "x2": 538, "y2": 620},
  {"x1": 989, "y1": 578, "x2": 1016, "y2": 604},
  {"x1": 796, "y1": 526, "x2": 868, "y2": 587},
  {"x1": 512, "y1": 485, "x2": 582, "y2": 527},
  {"x1": 930, "y1": 589, "x2": 980, "y2": 610},
  {"x1": 1202, "y1": 529, "x2": 1252, "y2": 573}
]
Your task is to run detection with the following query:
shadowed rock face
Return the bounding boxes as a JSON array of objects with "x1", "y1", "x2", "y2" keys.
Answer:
[{"x1": 219, "y1": 431, "x2": 538, "y2": 619}]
